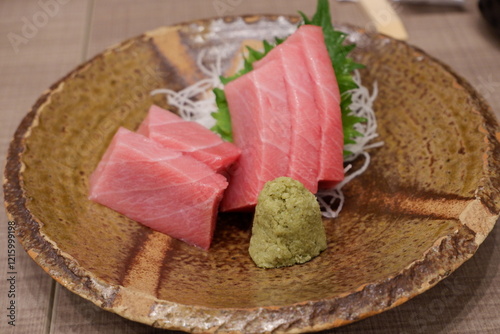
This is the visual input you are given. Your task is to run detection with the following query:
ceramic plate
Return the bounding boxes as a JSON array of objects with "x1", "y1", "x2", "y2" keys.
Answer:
[{"x1": 4, "y1": 15, "x2": 500, "y2": 333}]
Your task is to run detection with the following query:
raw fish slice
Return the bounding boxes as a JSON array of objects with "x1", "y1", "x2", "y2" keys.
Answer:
[
  {"x1": 255, "y1": 25, "x2": 344, "y2": 187},
  {"x1": 89, "y1": 127, "x2": 228, "y2": 249},
  {"x1": 221, "y1": 60, "x2": 291, "y2": 211},
  {"x1": 137, "y1": 105, "x2": 240, "y2": 172},
  {"x1": 254, "y1": 38, "x2": 321, "y2": 194},
  {"x1": 296, "y1": 25, "x2": 344, "y2": 187}
]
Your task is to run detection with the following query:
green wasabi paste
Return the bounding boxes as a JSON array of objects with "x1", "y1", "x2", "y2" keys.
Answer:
[{"x1": 249, "y1": 177, "x2": 327, "y2": 268}]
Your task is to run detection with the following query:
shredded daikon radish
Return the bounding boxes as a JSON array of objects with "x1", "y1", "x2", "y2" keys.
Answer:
[
  {"x1": 317, "y1": 72, "x2": 383, "y2": 218},
  {"x1": 343, "y1": 71, "x2": 383, "y2": 163},
  {"x1": 152, "y1": 48, "x2": 382, "y2": 218},
  {"x1": 151, "y1": 49, "x2": 222, "y2": 129}
]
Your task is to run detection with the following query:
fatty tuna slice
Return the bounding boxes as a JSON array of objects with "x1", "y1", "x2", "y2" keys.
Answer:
[
  {"x1": 220, "y1": 60, "x2": 291, "y2": 211},
  {"x1": 89, "y1": 127, "x2": 228, "y2": 250},
  {"x1": 137, "y1": 105, "x2": 241, "y2": 173},
  {"x1": 253, "y1": 34, "x2": 321, "y2": 194},
  {"x1": 296, "y1": 25, "x2": 344, "y2": 187},
  {"x1": 256, "y1": 25, "x2": 344, "y2": 188}
]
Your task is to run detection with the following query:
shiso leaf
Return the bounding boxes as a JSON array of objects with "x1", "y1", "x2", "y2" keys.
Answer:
[
  {"x1": 210, "y1": 88, "x2": 232, "y2": 142},
  {"x1": 211, "y1": 0, "x2": 366, "y2": 157}
]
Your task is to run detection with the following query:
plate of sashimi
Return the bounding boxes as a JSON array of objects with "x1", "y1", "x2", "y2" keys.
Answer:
[{"x1": 4, "y1": 0, "x2": 500, "y2": 333}]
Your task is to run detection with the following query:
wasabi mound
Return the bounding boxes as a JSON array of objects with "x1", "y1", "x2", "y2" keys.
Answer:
[{"x1": 249, "y1": 177, "x2": 327, "y2": 268}]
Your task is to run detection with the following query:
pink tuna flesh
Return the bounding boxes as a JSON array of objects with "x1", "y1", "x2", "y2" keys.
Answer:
[
  {"x1": 137, "y1": 105, "x2": 240, "y2": 173},
  {"x1": 89, "y1": 127, "x2": 228, "y2": 250},
  {"x1": 256, "y1": 25, "x2": 344, "y2": 188},
  {"x1": 220, "y1": 60, "x2": 291, "y2": 211},
  {"x1": 293, "y1": 25, "x2": 344, "y2": 187},
  {"x1": 253, "y1": 34, "x2": 321, "y2": 194}
]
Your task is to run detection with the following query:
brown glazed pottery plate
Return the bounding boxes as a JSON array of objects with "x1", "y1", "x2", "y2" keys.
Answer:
[{"x1": 4, "y1": 15, "x2": 500, "y2": 333}]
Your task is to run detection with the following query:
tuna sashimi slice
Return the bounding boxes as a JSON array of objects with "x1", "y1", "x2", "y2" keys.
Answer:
[
  {"x1": 137, "y1": 105, "x2": 241, "y2": 173},
  {"x1": 253, "y1": 35, "x2": 321, "y2": 194},
  {"x1": 220, "y1": 60, "x2": 291, "y2": 212},
  {"x1": 89, "y1": 127, "x2": 228, "y2": 250},
  {"x1": 256, "y1": 25, "x2": 344, "y2": 187},
  {"x1": 295, "y1": 25, "x2": 344, "y2": 188}
]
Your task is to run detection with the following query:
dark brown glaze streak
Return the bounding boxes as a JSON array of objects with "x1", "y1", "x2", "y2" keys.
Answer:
[
  {"x1": 117, "y1": 227, "x2": 153, "y2": 286},
  {"x1": 147, "y1": 36, "x2": 192, "y2": 95},
  {"x1": 344, "y1": 175, "x2": 474, "y2": 221},
  {"x1": 153, "y1": 239, "x2": 181, "y2": 299}
]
